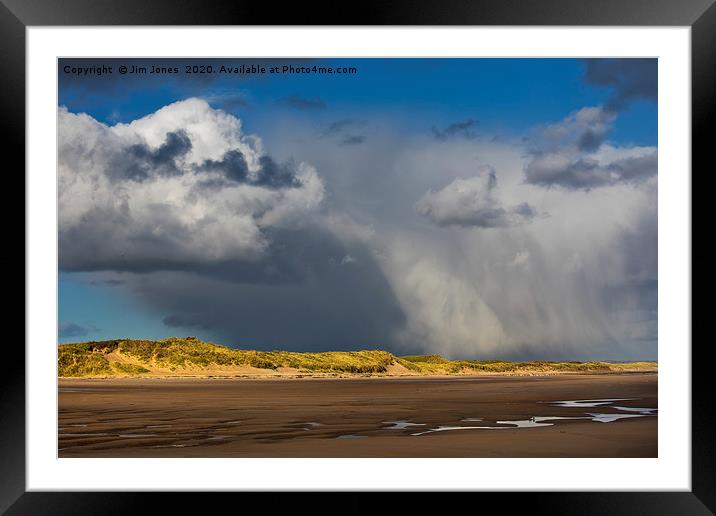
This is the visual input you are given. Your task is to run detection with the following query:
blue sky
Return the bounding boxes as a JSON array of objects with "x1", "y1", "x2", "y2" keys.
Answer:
[
  {"x1": 58, "y1": 58, "x2": 658, "y2": 359},
  {"x1": 60, "y1": 58, "x2": 656, "y2": 145}
]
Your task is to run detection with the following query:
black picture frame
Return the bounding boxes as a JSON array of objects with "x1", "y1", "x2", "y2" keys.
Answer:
[{"x1": 4, "y1": 0, "x2": 710, "y2": 513}]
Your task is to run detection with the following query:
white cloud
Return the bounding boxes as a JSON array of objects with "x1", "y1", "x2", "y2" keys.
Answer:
[
  {"x1": 416, "y1": 168, "x2": 538, "y2": 228},
  {"x1": 58, "y1": 98, "x2": 324, "y2": 271}
]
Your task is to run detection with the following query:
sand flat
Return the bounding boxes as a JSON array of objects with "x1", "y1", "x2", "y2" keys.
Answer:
[{"x1": 58, "y1": 373, "x2": 657, "y2": 457}]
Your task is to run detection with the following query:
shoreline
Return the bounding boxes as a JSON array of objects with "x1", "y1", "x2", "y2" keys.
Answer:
[{"x1": 59, "y1": 370, "x2": 657, "y2": 381}]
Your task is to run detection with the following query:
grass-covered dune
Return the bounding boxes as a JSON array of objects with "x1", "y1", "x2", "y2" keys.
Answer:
[{"x1": 58, "y1": 337, "x2": 658, "y2": 378}]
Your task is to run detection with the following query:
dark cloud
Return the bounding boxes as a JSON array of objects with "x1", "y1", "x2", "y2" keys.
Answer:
[
  {"x1": 443, "y1": 207, "x2": 513, "y2": 228},
  {"x1": 526, "y1": 155, "x2": 602, "y2": 190},
  {"x1": 606, "y1": 152, "x2": 659, "y2": 183},
  {"x1": 525, "y1": 151, "x2": 657, "y2": 190},
  {"x1": 487, "y1": 169, "x2": 498, "y2": 191},
  {"x1": 523, "y1": 106, "x2": 656, "y2": 190},
  {"x1": 60, "y1": 208, "x2": 270, "y2": 277},
  {"x1": 541, "y1": 106, "x2": 615, "y2": 153},
  {"x1": 432, "y1": 118, "x2": 479, "y2": 141},
  {"x1": 204, "y1": 94, "x2": 250, "y2": 111},
  {"x1": 513, "y1": 202, "x2": 538, "y2": 218},
  {"x1": 133, "y1": 227, "x2": 407, "y2": 352},
  {"x1": 59, "y1": 322, "x2": 97, "y2": 338},
  {"x1": 320, "y1": 119, "x2": 367, "y2": 146},
  {"x1": 254, "y1": 156, "x2": 303, "y2": 188},
  {"x1": 321, "y1": 119, "x2": 359, "y2": 137},
  {"x1": 578, "y1": 127, "x2": 608, "y2": 152},
  {"x1": 197, "y1": 150, "x2": 302, "y2": 188},
  {"x1": 278, "y1": 95, "x2": 327, "y2": 110},
  {"x1": 340, "y1": 135, "x2": 366, "y2": 146},
  {"x1": 198, "y1": 150, "x2": 249, "y2": 182},
  {"x1": 215, "y1": 95, "x2": 249, "y2": 111},
  {"x1": 90, "y1": 279, "x2": 126, "y2": 286},
  {"x1": 584, "y1": 58, "x2": 657, "y2": 112},
  {"x1": 163, "y1": 314, "x2": 212, "y2": 330},
  {"x1": 111, "y1": 130, "x2": 192, "y2": 181}
]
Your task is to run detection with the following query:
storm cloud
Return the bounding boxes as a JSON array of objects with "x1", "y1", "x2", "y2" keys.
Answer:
[
  {"x1": 139, "y1": 227, "x2": 407, "y2": 350},
  {"x1": 59, "y1": 91, "x2": 658, "y2": 360},
  {"x1": 258, "y1": 116, "x2": 658, "y2": 360}
]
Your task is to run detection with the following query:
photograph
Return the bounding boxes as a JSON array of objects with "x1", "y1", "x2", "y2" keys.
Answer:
[
  {"x1": 56, "y1": 57, "x2": 659, "y2": 458},
  {"x1": 4, "y1": 0, "x2": 708, "y2": 506}
]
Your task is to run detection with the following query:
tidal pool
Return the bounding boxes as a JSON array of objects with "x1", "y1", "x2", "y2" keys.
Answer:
[
  {"x1": 382, "y1": 420, "x2": 425, "y2": 430},
  {"x1": 613, "y1": 406, "x2": 658, "y2": 414},
  {"x1": 411, "y1": 425, "x2": 508, "y2": 436},
  {"x1": 548, "y1": 398, "x2": 635, "y2": 408},
  {"x1": 587, "y1": 413, "x2": 650, "y2": 423},
  {"x1": 409, "y1": 398, "x2": 657, "y2": 436}
]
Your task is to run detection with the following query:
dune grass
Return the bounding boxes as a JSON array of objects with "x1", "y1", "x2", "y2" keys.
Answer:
[
  {"x1": 58, "y1": 344, "x2": 114, "y2": 377},
  {"x1": 57, "y1": 337, "x2": 657, "y2": 378}
]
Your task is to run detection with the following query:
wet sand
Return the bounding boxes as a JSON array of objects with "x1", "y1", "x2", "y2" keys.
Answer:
[{"x1": 58, "y1": 373, "x2": 657, "y2": 457}]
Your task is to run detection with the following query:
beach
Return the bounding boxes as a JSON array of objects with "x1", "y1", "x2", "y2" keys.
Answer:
[{"x1": 58, "y1": 373, "x2": 657, "y2": 457}]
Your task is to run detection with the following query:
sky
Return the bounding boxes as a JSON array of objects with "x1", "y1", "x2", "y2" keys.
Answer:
[{"x1": 58, "y1": 58, "x2": 658, "y2": 360}]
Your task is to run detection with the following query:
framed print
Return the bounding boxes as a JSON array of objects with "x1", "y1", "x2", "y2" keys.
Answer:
[{"x1": 6, "y1": 0, "x2": 711, "y2": 512}]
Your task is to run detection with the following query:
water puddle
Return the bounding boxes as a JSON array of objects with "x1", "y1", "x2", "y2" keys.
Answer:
[
  {"x1": 495, "y1": 419, "x2": 555, "y2": 428},
  {"x1": 411, "y1": 425, "x2": 508, "y2": 436},
  {"x1": 613, "y1": 406, "x2": 657, "y2": 415},
  {"x1": 534, "y1": 416, "x2": 587, "y2": 422},
  {"x1": 548, "y1": 398, "x2": 634, "y2": 408},
  {"x1": 410, "y1": 402, "x2": 656, "y2": 436},
  {"x1": 587, "y1": 413, "x2": 649, "y2": 423},
  {"x1": 382, "y1": 420, "x2": 425, "y2": 430}
]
